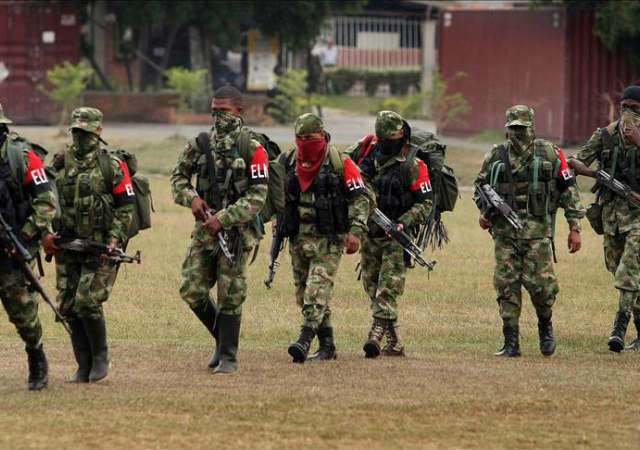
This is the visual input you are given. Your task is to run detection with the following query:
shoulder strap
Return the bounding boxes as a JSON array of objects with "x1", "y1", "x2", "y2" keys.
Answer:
[
  {"x1": 196, "y1": 132, "x2": 222, "y2": 211},
  {"x1": 238, "y1": 127, "x2": 252, "y2": 161},
  {"x1": 5, "y1": 142, "x2": 26, "y2": 186},
  {"x1": 328, "y1": 146, "x2": 344, "y2": 176},
  {"x1": 499, "y1": 144, "x2": 516, "y2": 208},
  {"x1": 600, "y1": 127, "x2": 619, "y2": 177},
  {"x1": 97, "y1": 149, "x2": 114, "y2": 190}
]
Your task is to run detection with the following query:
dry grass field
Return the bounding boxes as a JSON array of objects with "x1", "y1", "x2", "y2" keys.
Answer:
[{"x1": 1, "y1": 135, "x2": 639, "y2": 450}]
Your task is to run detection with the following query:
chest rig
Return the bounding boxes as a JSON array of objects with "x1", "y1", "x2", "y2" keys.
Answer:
[
  {"x1": 598, "y1": 125, "x2": 640, "y2": 196},
  {"x1": 57, "y1": 150, "x2": 113, "y2": 239},
  {"x1": 488, "y1": 140, "x2": 561, "y2": 219}
]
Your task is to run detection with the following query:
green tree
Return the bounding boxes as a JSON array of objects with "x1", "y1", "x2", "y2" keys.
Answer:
[
  {"x1": 39, "y1": 61, "x2": 93, "y2": 130},
  {"x1": 165, "y1": 67, "x2": 208, "y2": 112}
]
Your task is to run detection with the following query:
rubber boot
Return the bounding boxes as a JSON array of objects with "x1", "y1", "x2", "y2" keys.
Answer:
[
  {"x1": 308, "y1": 326, "x2": 337, "y2": 361},
  {"x1": 363, "y1": 318, "x2": 387, "y2": 358},
  {"x1": 494, "y1": 324, "x2": 521, "y2": 357},
  {"x1": 537, "y1": 316, "x2": 556, "y2": 356},
  {"x1": 190, "y1": 301, "x2": 219, "y2": 368},
  {"x1": 67, "y1": 319, "x2": 91, "y2": 383},
  {"x1": 382, "y1": 321, "x2": 405, "y2": 357},
  {"x1": 83, "y1": 316, "x2": 109, "y2": 382},
  {"x1": 625, "y1": 317, "x2": 640, "y2": 351},
  {"x1": 26, "y1": 345, "x2": 48, "y2": 391},
  {"x1": 608, "y1": 311, "x2": 630, "y2": 353},
  {"x1": 212, "y1": 313, "x2": 241, "y2": 374},
  {"x1": 288, "y1": 326, "x2": 317, "y2": 363}
]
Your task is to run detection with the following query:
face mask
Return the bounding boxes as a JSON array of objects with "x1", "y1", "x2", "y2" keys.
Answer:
[
  {"x1": 296, "y1": 137, "x2": 327, "y2": 165},
  {"x1": 72, "y1": 130, "x2": 99, "y2": 156},
  {"x1": 212, "y1": 110, "x2": 242, "y2": 136},
  {"x1": 506, "y1": 127, "x2": 534, "y2": 150},
  {"x1": 378, "y1": 138, "x2": 404, "y2": 156}
]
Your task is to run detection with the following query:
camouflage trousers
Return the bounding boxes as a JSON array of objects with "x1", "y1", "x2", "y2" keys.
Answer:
[
  {"x1": 603, "y1": 230, "x2": 640, "y2": 316},
  {"x1": 361, "y1": 235, "x2": 406, "y2": 321},
  {"x1": 0, "y1": 261, "x2": 43, "y2": 350},
  {"x1": 289, "y1": 235, "x2": 343, "y2": 330},
  {"x1": 55, "y1": 251, "x2": 119, "y2": 320},
  {"x1": 179, "y1": 225, "x2": 254, "y2": 316},
  {"x1": 493, "y1": 235, "x2": 558, "y2": 328}
]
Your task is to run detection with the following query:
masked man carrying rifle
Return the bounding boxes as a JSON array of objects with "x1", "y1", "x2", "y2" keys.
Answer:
[
  {"x1": 0, "y1": 103, "x2": 57, "y2": 390},
  {"x1": 345, "y1": 111, "x2": 433, "y2": 358},
  {"x1": 171, "y1": 86, "x2": 270, "y2": 374},
  {"x1": 279, "y1": 113, "x2": 369, "y2": 363},
  {"x1": 475, "y1": 105, "x2": 584, "y2": 358},
  {"x1": 569, "y1": 85, "x2": 640, "y2": 352}
]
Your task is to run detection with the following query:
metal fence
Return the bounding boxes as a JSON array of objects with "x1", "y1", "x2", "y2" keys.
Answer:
[{"x1": 325, "y1": 15, "x2": 423, "y2": 69}]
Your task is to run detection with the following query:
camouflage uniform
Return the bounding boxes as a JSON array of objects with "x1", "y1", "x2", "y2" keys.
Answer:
[
  {"x1": 345, "y1": 111, "x2": 434, "y2": 358},
  {"x1": 0, "y1": 103, "x2": 56, "y2": 390},
  {"x1": 475, "y1": 105, "x2": 584, "y2": 357},
  {"x1": 171, "y1": 111, "x2": 269, "y2": 373},
  {"x1": 54, "y1": 107, "x2": 135, "y2": 382},
  {"x1": 574, "y1": 111, "x2": 640, "y2": 351},
  {"x1": 283, "y1": 114, "x2": 369, "y2": 362}
]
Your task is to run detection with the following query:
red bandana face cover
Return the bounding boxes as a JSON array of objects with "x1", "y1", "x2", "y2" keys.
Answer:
[{"x1": 296, "y1": 137, "x2": 327, "y2": 192}]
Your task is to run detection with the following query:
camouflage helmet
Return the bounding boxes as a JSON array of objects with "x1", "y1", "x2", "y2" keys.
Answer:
[
  {"x1": 375, "y1": 110, "x2": 405, "y2": 139},
  {"x1": 294, "y1": 113, "x2": 324, "y2": 136},
  {"x1": 0, "y1": 102, "x2": 13, "y2": 124},
  {"x1": 69, "y1": 107, "x2": 103, "y2": 134},
  {"x1": 505, "y1": 105, "x2": 535, "y2": 128}
]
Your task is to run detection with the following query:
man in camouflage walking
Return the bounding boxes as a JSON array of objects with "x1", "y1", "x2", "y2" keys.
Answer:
[
  {"x1": 171, "y1": 86, "x2": 269, "y2": 374},
  {"x1": 281, "y1": 113, "x2": 369, "y2": 363},
  {"x1": 0, "y1": 103, "x2": 56, "y2": 390},
  {"x1": 346, "y1": 111, "x2": 433, "y2": 358},
  {"x1": 475, "y1": 105, "x2": 584, "y2": 357},
  {"x1": 569, "y1": 85, "x2": 640, "y2": 352},
  {"x1": 49, "y1": 107, "x2": 136, "y2": 382}
]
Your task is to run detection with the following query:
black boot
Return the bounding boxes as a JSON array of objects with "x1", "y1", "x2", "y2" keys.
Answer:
[
  {"x1": 67, "y1": 319, "x2": 91, "y2": 383},
  {"x1": 363, "y1": 318, "x2": 387, "y2": 358},
  {"x1": 288, "y1": 326, "x2": 317, "y2": 363},
  {"x1": 212, "y1": 313, "x2": 241, "y2": 374},
  {"x1": 494, "y1": 324, "x2": 521, "y2": 357},
  {"x1": 190, "y1": 301, "x2": 220, "y2": 368},
  {"x1": 26, "y1": 345, "x2": 48, "y2": 391},
  {"x1": 83, "y1": 316, "x2": 109, "y2": 382},
  {"x1": 608, "y1": 311, "x2": 630, "y2": 353},
  {"x1": 308, "y1": 326, "x2": 337, "y2": 361},
  {"x1": 625, "y1": 317, "x2": 640, "y2": 351},
  {"x1": 538, "y1": 316, "x2": 556, "y2": 356}
]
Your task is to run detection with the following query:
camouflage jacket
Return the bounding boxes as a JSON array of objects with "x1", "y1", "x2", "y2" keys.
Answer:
[
  {"x1": 344, "y1": 140, "x2": 433, "y2": 230},
  {"x1": 475, "y1": 139, "x2": 584, "y2": 239},
  {"x1": 55, "y1": 144, "x2": 135, "y2": 244},
  {"x1": 576, "y1": 121, "x2": 640, "y2": 236},
  {"x1": 283, "y1": 145, "x2": 369, "y2": 240},
  {"x1": 170, "y1": 127, "x2": 269, "y2": 247},
  {"x1": 0, "y1": 132, "x2": 56, "y2": 244}
]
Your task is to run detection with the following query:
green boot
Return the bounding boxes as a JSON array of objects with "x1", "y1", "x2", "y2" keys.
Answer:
[
  {"x1": 212, "y1": 313, "x2": 241, "y2": 374},
  {"x1": 189, "y1": 300, "x2": 219, "y2": 368},
  {"x1": 83, "y1": 316, "x2": 109, "y2": 382}
]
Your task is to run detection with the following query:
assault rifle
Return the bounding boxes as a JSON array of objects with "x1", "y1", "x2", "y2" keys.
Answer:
[
  {"x1": 0, "y1": 212, "x2": 70, "y2": 334},
  {"x1": 204, "y1": 209, "x2": 235, "y2": 265},
  {"x1": 569, "y1": 159, "x2": 640, "y2": 207},
  {"x1": 370, "y1": 208, "x2": 436, "y2": 271},
  {"x1": 475, "y1": 184, "x2": 524, "y2": 230},
  {"x1": 264, "y1": 214, "x2": 286, "y2": 289},
  {"x1": 49, "y1": 238, "x2": 141, "y2": 264}
]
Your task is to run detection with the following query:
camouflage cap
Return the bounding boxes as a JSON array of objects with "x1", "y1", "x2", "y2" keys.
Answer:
[
  {"x1": 69, "y1": 107, "x2": 103, "y2": 133},
  {"x1": 375, "y1": 110, "x2": 404, "y2": 139},
  {"x1": 0, "y1": 102, "x2": 13, "y2": 124},
  {"x1": 505, "y1": 105, "x2": 535, "y2": 128},
  {"x1": 294, "y1": 113, "x2": 324, "y2": 136}
]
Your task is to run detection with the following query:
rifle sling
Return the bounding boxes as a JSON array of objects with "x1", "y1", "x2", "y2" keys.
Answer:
[{"x1": 197, "y1": 132, "x2": 222, "y2": 212}]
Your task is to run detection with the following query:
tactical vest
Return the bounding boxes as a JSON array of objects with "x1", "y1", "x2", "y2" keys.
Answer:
[
  {"x1": 488, "y1": 140, "x2": 562, "y2": 218},
  {"x1": 282, "y1": 149, "x2": 349, "y2": 238},
  {"x1": 598, "y1": 124, "x2": 640, "y2": 194},
  {"x1": 56, "y1": 150, "x2": 115, "y2": 240}
]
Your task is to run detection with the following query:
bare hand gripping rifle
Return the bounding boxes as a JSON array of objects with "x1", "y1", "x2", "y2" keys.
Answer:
[
  {"x1": 475, "y1": 183, "x2": 524, "y2": 230},
  {"x1": 0, "y1": 212, "x2": 70, "y2": 334}
]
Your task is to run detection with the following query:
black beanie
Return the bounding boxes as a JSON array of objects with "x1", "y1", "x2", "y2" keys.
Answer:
[{"x1": 621, "y1": 85, "x2": 640, "y2": 102}]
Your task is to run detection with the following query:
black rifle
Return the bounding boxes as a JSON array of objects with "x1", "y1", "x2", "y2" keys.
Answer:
[
  {"x1": 595, "y1": 170, "x2": 640, "y2": 207},
  {"x1": 370, "y1": 208, "x2": 436, "y2": 271},
  {"x1": 203, "y1": 209, "x2": 235, "y2": 265},
  {"x1": 475, "y1": 183, "x2": 524, "y2": 230},
  {"x1": 264, "y1": 213, "x2": 286, "y2": 288},
  {"x1": 0, "y1": 212, "x2": 70, "y2": 334},
  {"x1": 49, "y1": 237, "x2": 141, "y2": 264}
]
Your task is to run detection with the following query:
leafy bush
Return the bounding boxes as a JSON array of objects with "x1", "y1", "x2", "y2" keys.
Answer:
[
  {"x1": 324, "y1": 69, "x2": 420, "y2": 96},
  {"x1": 376, "y1": 95, "x2": 425, "y2": 119},
  {"x1": 165, "y1": 67, "x2": 208, "y2": 112},
  {"x1": 266, "y1": 70, "x2": 310, "y2": 124},
  {"x1": 39, "y1": 61, "x2": 93, "y2": 128}
]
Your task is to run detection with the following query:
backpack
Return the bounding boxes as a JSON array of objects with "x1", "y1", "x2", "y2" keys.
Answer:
[{"x1": 97, "y1": 149, "x2": 153, "y2": 239}]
